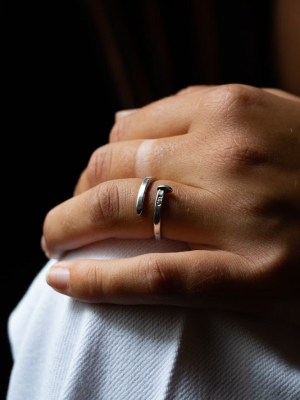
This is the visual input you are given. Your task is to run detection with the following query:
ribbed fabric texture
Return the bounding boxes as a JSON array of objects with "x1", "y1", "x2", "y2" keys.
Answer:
[{"x1": 7, "y1": 239, "x2": 300, "y2": 399}]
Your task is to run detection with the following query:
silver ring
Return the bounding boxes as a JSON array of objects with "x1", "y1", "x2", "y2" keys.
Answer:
[
  {"x1": 136, "y1": 177, "x2": 156, "y2": 215},
  {"x1": 154, "y1": 185, "x2": 173, "y2": 240}
]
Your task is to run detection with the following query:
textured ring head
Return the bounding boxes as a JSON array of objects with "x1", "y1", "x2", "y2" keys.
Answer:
[
  {"x1": 156, "y1": 185, "x2": 173, "y2": 193},
  {"x1": 154, "y1": 184, "x2": 173, "y2": 240}
]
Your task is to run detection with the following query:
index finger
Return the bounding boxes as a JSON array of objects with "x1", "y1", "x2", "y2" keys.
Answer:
[{"x1": 109, "y1": 86, "x2": 212, "y2": 142}]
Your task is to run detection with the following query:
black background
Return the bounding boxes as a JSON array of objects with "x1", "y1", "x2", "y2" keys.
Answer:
[
  {"x1": 2, "y1": 0, "x2": 116, "y2": 395},
  {"x1": 2, "y1": 0, "x2": 274, "y2": 396}
]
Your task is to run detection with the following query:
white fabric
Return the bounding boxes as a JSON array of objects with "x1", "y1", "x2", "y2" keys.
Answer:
[{"x1": 7, "y1": 238, "x2": 300, "y2": 400}]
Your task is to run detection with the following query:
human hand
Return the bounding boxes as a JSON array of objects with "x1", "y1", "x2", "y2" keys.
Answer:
[{"x1": 43, "y1": 85, "x2": 300, "y2": 326}]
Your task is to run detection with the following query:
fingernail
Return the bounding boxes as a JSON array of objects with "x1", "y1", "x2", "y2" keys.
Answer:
[
  {"x1": 46, "y1": 266, "x2": 70, "y2": 290},
  {"x1": 114, "y1": 109, "x2": 138, "y2": 122},
  {"x1": 41, "y1": 236, "x2": 51, "y2": 259}
]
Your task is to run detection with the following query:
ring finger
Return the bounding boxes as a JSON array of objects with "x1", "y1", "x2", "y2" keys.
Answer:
[{"x1": 74, "y1": 133, "x2": 204, "y2": 195}]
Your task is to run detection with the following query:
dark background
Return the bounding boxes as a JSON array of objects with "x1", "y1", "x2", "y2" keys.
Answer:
[
  {"x1": 2, "y1": 0, "x2": 274, "y2": 396},
  {"x1": 2, "y1": 1, "x2": 115, "y2": 395}
]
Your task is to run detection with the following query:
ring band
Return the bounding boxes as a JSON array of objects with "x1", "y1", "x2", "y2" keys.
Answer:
[
  {"x1": 154, "y1": 185, "x2": 173, "y2": 240},
  {"x1": 136, "y1": 177, "x2": 156, "y2": 215}
]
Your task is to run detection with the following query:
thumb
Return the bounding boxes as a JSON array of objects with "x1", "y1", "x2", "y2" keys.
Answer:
[{"x1": 46, "y1": 250, "x2": 254, "y2": 311}]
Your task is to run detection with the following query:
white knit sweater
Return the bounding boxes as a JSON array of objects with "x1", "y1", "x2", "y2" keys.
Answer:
[{"x1": 7, "y1": 239, "x2": 300, "y2": 399}]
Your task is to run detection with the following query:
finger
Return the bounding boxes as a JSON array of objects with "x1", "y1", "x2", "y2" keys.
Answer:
[
  {"x1": 176, "y1": 85, "x2": 211, "y2": 96},
  {"x1": 74, "y1": 169, "x2": 91, "y2": 196},
  {"x1": 44, "y1": 179, "x2": 220, "y2": 258},
  {"x1": 46, "y1": 250, "x2": 251, "y2": 310},
  {"x1": 263, "y1": 88, "x2": 300, "y2": 102},
  {"x1": 114, "y1": 109, "x2": 139, "y2": 122},
  {"x1": 74, "y1": 139, "x2": 147, "y2": 195},
  {"x1": 109, "y1": 86, "x2": 212, "y2": 142},
  {"x1": 74, "y1": 134, "x2": 199, "y2": 195},
  {"x1": 109, "y1": 86, "x2": 299, "y2": 143}
]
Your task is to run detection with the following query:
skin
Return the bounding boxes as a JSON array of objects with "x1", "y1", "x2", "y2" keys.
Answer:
[
  {"x1": 43, "y1": 1, "x2": 300, "y2": 326},
  {"x1": 43, "y1": 84, "x2": 300, "y2": 326}
]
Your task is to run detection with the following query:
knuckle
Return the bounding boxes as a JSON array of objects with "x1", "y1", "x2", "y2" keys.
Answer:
[
  {"x1": 248, "y1": 195, "x2": 297, "y2": 227},
  {"x1": 86, "y1": 145, "x2": 112, "y2": 187},
  {"x1": 221, "y1": 84, "x2": 261, "y2": 108},
  {"x1": 42, "y1": 210, "x2": 52, "y2": 244},
  {"x1": 109, "y1": 117, "x2": 131, "y2": 142},
  {"x1": 43, "y1": 209, "x2": 58, "y2": 253},
  {"x1": 213, "y1": 138, "x2": 267, "y2": 171},
  {"x1": 91, "y1": 182, "x2": 120, "y2": 227},
  {"x1": 83, "y1": 263, "x2": 104, "y2": 300},
  {"x1": 73, "y1": 179, "x2": 81, "y2": 196},
  {"x1": 148, "y1": 96, "x2": 175, "y2": 115},
  {"x1": 201, "y1": 85, "x2": 268, "y2": 172},
  {"x1": 139, "y1": 256, "x2": 181, "y2": 298},
  {"x1": 205, "y1": 84, "x2": 263, "y2": 117},
  {"x1": 176, "y1": 85, "x2": 201, "y2": 95}
]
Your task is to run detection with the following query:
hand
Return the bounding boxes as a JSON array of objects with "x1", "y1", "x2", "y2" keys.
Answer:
[{"x1": 43, "y1": 84, "x2": 300, "y2": 326}]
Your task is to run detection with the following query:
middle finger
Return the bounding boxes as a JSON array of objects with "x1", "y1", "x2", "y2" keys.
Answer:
[{"x1": 44, "y1": 178, "x2": 221, "y2": 258}]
